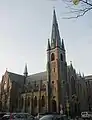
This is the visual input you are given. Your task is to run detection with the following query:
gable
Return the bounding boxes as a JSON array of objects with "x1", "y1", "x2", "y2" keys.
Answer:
[
  {"x1": 0, "y1": 71, "x2": 12, "y2": 92},
  {"x1": 8, "y1": 72, "x2": 25, "y2": 87}
]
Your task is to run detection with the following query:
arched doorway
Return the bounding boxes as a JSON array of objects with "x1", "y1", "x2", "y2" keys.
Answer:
[
  {"x1": 51, "y1": 100, "x2": 57, "y2": 112},
  {"x1": 31, "y1": 98, "x2": 33, "y2": 114},
  {"x1": 40, "y1": 96, "x2": 45, "y2": 113},
  {"x1": 33, "y1": 96, "x2": 37, "y2": 114},
  {"x1": 20, "y1": 97, "x2": 24, "y2": 111},
  {"x1": 41, "y1": 96, "x2": 45, "y2": 107},
  {"x1": 34, "y1": 96, "x2": 37, "y2": 108}
]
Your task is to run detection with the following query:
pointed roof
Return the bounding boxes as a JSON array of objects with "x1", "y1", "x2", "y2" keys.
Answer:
[
  {"x1": 82, "y1": 73, "x2": 84, "y2": 77},
  {"x1": 26, "y1": 71, "x2": 47, "y2": 83},
  {"x1": 4, "y1": 71, "x2": 25, "y2": 88},
  {"x1": 61, "y1": 39, "x2": 65, "y2": 50},
  {"x1": 8, "y1": 71, "x2": 24, "y2": 83},
  {"x1": 51, "y1": 9, "x2": 61, "y2": 48},
  {"x1": 47, "y1": 39, "x2": 51, "y2": 50},
  {"x1": 79, "y1": 71, "x2": 81, "y2": 76},
  {"x1": 24, "y1": 63, "x2": 28, "y2": 76},
  {"x1": 70, "y1": 61, "x2": 73, "y2": 69}
]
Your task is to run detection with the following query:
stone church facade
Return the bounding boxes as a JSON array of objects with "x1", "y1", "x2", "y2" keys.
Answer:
[{"x1": 0, "y1": 9, "x2": 91, "y2": 114}]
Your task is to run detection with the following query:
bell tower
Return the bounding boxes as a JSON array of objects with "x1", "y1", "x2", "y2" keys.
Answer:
[{"x1": 47, "y1": 9, "x2": 67, "y2": 113}]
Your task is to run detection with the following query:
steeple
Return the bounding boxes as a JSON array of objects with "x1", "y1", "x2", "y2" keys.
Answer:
[
  {"x1": 47, "y1": 39, "x2": 51, "y2": 51},
  {"x1": 51, "y1": 9, "x2": 61, "y2": 48},
  {"x1": 79, "y1": 71, "x2": 81, "y2": 76},
  {"x1": 82, "y1": 73, "x2": 84, "y2": 78},
  {"x1": 24, "y1": 63, "x2": 28, "y2": 77},
  {"x1": 70, "y1": 61, "x2": 73, "y2": 68},
  {"x1": 61, "y1": 39, "x2": 65, "y2": 50}
]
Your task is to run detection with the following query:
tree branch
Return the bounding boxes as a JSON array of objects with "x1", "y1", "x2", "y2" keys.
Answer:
[
  {"x1": 81, "y1": 0, "x2": 92, "y2": 6},
  {"x1": 48, "y1": 0, "x2": 92, "y2": 18},
  {"x1": 62, "y1": 7, "x2": 92, "y2": 19}
]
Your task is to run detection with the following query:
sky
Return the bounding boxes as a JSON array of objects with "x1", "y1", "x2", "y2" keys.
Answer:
[{"x1": 0, "y1": 0, "x2": 92, "y2": 80}]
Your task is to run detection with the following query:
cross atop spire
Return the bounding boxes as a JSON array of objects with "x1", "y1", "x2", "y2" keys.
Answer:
[
  {"x1": 24, "y1": 63, "x2": 28, "y2": 77},
  {"x1": 51, "y1": 9, "x2": 61, "y2": 49}
]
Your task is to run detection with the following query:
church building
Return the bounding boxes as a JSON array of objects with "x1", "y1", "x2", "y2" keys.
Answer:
[{"x1": 0, "y1": 9, "x2": 89, "y2": 115}]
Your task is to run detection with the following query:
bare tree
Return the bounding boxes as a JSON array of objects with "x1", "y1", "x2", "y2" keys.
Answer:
[{"x1": 50, "y1": 0, "x2": 92, "y2": 18}]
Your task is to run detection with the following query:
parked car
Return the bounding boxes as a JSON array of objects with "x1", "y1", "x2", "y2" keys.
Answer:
[
  {"x1": 39, "y1": 114, "x2": 68, "y2": 120},
  {"x1": 39, "y1": 115, "x2": 55, "y2": 120},
  {"x1": 0, "y1": 113, "x2": 6, "y2": 120},
  {"x1": 1, "y1": 113, "x2": 34, "y2": 120},
  {"x1": 1, "y1": 114, "x2": 14, "y2": 120},
  {"x1": 81, "y1": 111, "x2": 92, "y2": 119},
  {"x1": 35, "y1": 113, "x2": 46, "y2": 119}
]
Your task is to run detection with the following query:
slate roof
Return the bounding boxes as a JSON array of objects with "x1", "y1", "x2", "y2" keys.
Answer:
[
  {"x1": 8, "y1": 72, "x2": 25, "y2": 86},
  {"x1": 7, "y1": 71, "x2": 47, "y2": 89},
  {"x1": 26, "y1": 71, "x2": 47, "y2": 83}
]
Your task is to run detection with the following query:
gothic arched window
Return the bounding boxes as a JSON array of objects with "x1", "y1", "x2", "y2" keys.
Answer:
[
  {"x1": 61, "y1": 54, "x2": 63, "y2": 61},
  {"x1": 51, "y1": 53, "x2": 55, "y2": 61},
  {"x1": 41, "y1": 96, "x2": 45, "y2": 107},
  {"x1": 42, "y1": 84, "x2": 46, "y2": 89},
  {"x1": 71, "y1": 76, "x2": 76, "y2": 95},
  {"x1": 34, "y1": 96, "x2": 37, "y2": 107},
  {"x1": 28, "y1": 97, "x2": 30, "y2": 106},
  {"x1": 20, "y1": 97, "x2": 24, "y2": 109}
]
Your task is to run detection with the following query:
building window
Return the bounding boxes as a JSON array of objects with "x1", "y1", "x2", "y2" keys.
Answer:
[
  {"x1": 20, "y1": 97, "x2": 23, "y2": 109},
  {"x1": 28, "y1": 97, "x2": 30, "y2": 106},
  {"x1": 41, "y1": 96, "x2": 45, "y2": 107},
  {"x1": 42, "y1": 84, "x2": 46, "y2": 89},
  {"x1": 34, "y1": 96, "x2": 37, "y2": 107},
  {"x1": 61, "y1": 54, "x2": 63, "y2": 61},
  {"x1": 51, "y1": 53, "x2": 55, "y2": 61},
  {"x1": 52, "y1": 81, "x2": 54, "y2": 84},
  {"x1": 71, "y1": 76, "x2": 76, "y2": 95}
]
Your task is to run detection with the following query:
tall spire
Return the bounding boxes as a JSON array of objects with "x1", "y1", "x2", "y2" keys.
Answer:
[
  {"x1": 51, "y1": 9, "x2": 61, "y2": 48},
  {"x1": 47, "y1": 39, "x2": 51, "y2": 51},
  {"x1": 24, "y1": 63, "x2": 28, "y2": 77},
  {"x1": 82, "y1": 73, "x2": 84, "y2": 78}
]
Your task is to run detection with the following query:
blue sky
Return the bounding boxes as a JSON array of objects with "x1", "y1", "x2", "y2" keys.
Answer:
[{"x1": 0, "y1": 0, "x2": 92, "y2": 80}]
